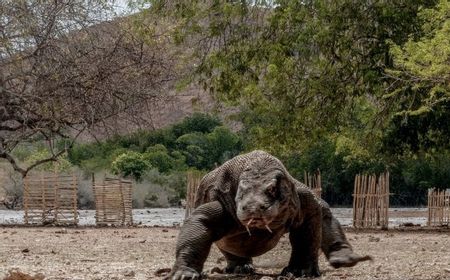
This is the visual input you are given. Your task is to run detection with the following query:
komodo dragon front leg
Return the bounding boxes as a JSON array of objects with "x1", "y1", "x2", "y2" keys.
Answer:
[
  {"x1": 169, "y1": 201, "x2": 234, "y2": 280},
  {"x1": 282, "y1": 188, "x2": 372, "y2": 278},
  {"x1": 320, "y1": 200, "x2": 373, "y2": 268},
  {"x1": 281, "y1": 190, "x2": 322, "y2": 277}
]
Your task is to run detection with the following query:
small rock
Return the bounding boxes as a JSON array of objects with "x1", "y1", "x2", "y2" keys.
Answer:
[
  {"x1": 22, "y1": 248, "x2": 30, "y2": 253},
  {"x1": 123, "y1": 269, "x2": 135, "y2": 277},
  {"x1": 139, "y1": 240, "x2": 146, "y2": 243},
  {"x1": 55, "y1": 228, "x2": 68, "y2": 234},
  {"x1": 376, "y1": 265, "x2": 382, "y2": 272},
  {"x1": 369, "y1": 236, "x2": 380, "y2": 242},
  {"x1": 162, "y1": 229, "x2": 169, "y2": 232}
]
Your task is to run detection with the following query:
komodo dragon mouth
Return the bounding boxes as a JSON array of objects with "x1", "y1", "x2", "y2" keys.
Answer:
[{"x1": 242, "y1": 217, "x2": 274, "y2": 235}]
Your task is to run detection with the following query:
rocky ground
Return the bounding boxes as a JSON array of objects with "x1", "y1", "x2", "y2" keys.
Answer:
[{"x1": 0, "y1": 227, "x2": 449, "y2": 280}]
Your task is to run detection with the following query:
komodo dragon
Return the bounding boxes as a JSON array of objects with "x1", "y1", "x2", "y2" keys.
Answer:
[{"x1": 169, "y1": 150, "x2": 371, "y2": 279}]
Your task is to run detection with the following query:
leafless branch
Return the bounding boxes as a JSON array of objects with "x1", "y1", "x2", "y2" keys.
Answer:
[{"x1": 0, "y1": 1, "x2": 178, "y2": 176}]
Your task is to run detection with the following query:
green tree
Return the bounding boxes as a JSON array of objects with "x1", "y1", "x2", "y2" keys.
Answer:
[
  {"x1": 172, "y1": 113, "x2": 222, "y2": 137},
  {"x1": 206, "y1": 126, "x2": 242, "y2": 165},
  {"x1": 144, "y1": 144, "x2": 182, "y2": 173},
  {"x1": 111, "y1": 151, "x2": 151, "y2": 180},
  {"x1": 381, "y1": 0, "x2": 450, "y2": 155},
  {"x1": 386, "y1": 0, "x2": 449, "y2": 117},
  {"x1": 138, "y1": 0, "x2": 436, "y2": 154}
]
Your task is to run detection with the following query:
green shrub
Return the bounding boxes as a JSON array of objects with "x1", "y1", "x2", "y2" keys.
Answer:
[
  {"x1": 172, "y1": 113, "x2": 221, "y2": 137},
  {"x1": 144, "y1": 145, "x2": 175, "y2": 173},
  {"x1": 111, "y1": 151, "x2": 151, "y2": 180}
]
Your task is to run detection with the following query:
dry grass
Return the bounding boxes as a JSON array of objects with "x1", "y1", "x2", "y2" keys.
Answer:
[{"x1": 0, "y1": 227, "x2": 449, "y2": 280}]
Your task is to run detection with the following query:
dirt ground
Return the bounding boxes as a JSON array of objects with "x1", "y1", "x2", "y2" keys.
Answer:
[{"x1": 0, "y1": 227, "x2": 449, "y2": 280}]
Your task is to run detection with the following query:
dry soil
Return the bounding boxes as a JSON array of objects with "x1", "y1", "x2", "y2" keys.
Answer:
[{"x1": 0, "y1": 227, "x2": 449, "y2": 280}]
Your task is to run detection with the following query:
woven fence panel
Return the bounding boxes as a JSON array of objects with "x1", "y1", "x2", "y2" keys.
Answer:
[
  {"x1": 23, "y1": 172, "x2": 78, "y2": 225},
  {"x1": 93, "y1": 178, "x2": 133, "y2": 226},
  {"x1": 352, "y1": 172, "x2": 390, "y2": 229}
]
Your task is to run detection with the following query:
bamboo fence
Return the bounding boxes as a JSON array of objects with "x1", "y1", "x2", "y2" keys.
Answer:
[
  {"x1": 185, "y1": 171, "x2": 203, "y2": 219},
  {"x1": 23, "y1": 172, "x2": 78, "y2": 225},
  {"x1": 93, "y1": 177, "x2": 133, "y2": 226},
  {"x1": 352, "y1": 172, "x2": 390, "y2": 229},
  {"x1": 304, "y1": 170, "x2": 322, "y2": 198},
  {"x1": 427, "y1": 188, "x2": 450, "y2": 227}
]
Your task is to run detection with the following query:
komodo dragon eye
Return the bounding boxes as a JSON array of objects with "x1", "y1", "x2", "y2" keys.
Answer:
[{"x1": 265, "y1": 179, "x2": 279, "y2": 198}]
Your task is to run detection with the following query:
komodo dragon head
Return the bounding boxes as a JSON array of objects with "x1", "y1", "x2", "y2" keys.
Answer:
[{"x1": 234, "y1": 154, "x2": 300, "y2": 232}]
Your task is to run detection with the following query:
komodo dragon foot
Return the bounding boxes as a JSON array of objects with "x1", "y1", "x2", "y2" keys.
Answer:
[
  {"x1": 224, "y1": 263, "x2": 255, "y2": 274},
  {"x1": 168, "y1": 266, "x2": 201, "y2": 280},
  {"x1": 329, "y1": 248, "x2": 373, "y2": 268}
]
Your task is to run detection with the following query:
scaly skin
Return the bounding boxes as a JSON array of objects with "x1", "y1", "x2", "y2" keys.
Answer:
[{"x1": 169, "y1": 150, "x2": 371, "y2": 279}]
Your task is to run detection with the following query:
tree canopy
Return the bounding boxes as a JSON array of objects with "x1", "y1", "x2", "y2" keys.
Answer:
[{"x1": 138, "y1": 0, "x2": 441, "y2": 154}]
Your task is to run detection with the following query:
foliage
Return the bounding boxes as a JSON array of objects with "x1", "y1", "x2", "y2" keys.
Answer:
[
  {"x1": 138, "y1": 0, "x2": 437, "y2": 154},
  {"x1": 381, "y1": 104, "x2": 450, "y2": 154},
  {"x1": 144, "y1": 144, "x2": 187, "y2": 173},
  {"x1": 111, "y1": 151, "x2": 151, "y2": 180},
  {"x1": 283, "y1": 138, "x2": 384, "y2": 205},
  {"x1": 68, "y1": 113, "x2": 242, "y2": 175},
  {"x1": 386, "y1": 0, "x2": 450, "y2": 116},
  {"x1": 389, "y1": 151, "x2": 450, "y2": 205},
  {"x1": 172, "y1": 113, "x2": 222, "y2": 137},
  {"x1": 24, "y1": 151, "x2": 72, "y2": 173},
  {"x1": 142, "y1": 169, "x2": 188, "y2": 204}
]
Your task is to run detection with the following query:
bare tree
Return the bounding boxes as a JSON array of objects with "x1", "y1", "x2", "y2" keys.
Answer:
[{"x1": 0, "y1": 1, "x2": 176, "y2": 176}]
